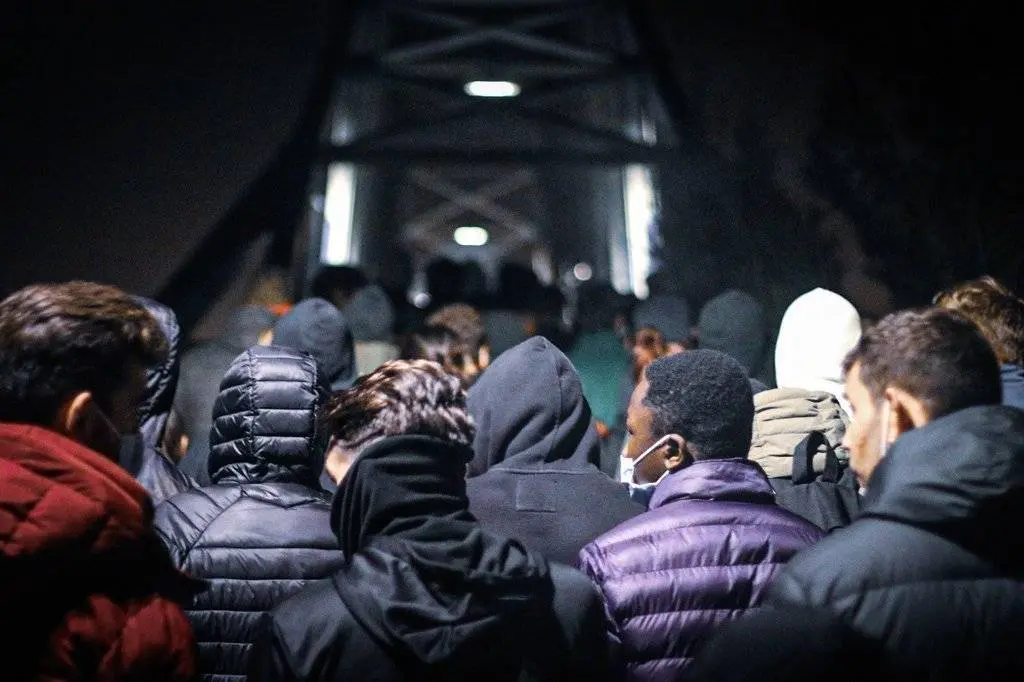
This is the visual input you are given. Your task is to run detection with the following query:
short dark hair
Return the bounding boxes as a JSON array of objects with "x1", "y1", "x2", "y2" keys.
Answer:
[
  {"x1": 323, "y1": 359, "x2": 475, "y2": 451},
  {"x1": 426, "y1": 303, "x2": 487, "y2": 354},
  {"x1": 399, "y1": 324, "x2": 476, "y2": 387},
  {"x1": 643, "y1": 349, "x2": 754, "y2": 460},
  {"x1": 0, "y1": 281, "x2": 168, "y2": 424},
  {"x1": 311, "y1": 265, "x2": 368, "y2": 301},
  {"x1": 842, "y1": 307, "x2": 1001, "y2": 418},
  {"x1": 933, "y1": 276, "x2": 1024, "y2": 365}
]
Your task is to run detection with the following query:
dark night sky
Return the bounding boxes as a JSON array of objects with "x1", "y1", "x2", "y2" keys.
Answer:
[
  {"x1": 0, "y1": 3, "x2": 331, "y2": 297},
  {"x1": 1, "y1": 2, "x2": 1020, "y2": 311}
]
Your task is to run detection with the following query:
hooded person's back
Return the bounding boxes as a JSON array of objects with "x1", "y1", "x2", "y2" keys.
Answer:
[
  {"x1": 122, "y1": 297, "x2": 194, "y2": 503},
  {"x1": 248, "y1": 435, "x2": 611, "y2": 682},
  {"x1": 633, "y1": 294, "x2": 692, "y2": 347},
  {"x1": 272, "y1": 297, "x2": 356, "y2": 391},
  {"x1": 466, "y1": 337, "x2": 644, "y2": 566},
  {"x1": 155, "y1": 346, "x2": 345, "y2": 682},
  {"x1": 175, "y1": 305, "x2": 276, "y2": 485},
  {"x1": 343, "y1": 284, "x2": 399, "y2": 376},
  {"x1": 750, "y1": 289, "x2": 862, "y2": 480},
  {"x1": 698, "y1": 289, "x2": 769, "y2": 383},
  {"x1": 774, "y1": 287, "x2": 862, "y2": 414}
]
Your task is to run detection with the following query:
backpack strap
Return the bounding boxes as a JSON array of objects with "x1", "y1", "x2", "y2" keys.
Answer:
[
  {"x1": 821, "y1": 436, "x2": 842, "y2": 483},
  {"x1": 792, "y1": 431, "x2": 841, "y2": 484}
]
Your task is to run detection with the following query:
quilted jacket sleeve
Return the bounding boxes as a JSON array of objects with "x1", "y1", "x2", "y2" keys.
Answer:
[{"x1": 43, "y1": 593, "x2": 197, "y2": 682}]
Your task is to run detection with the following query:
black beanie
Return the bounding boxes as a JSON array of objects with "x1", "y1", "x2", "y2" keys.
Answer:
[{"x1": 273, "y1": 298, "x2": 356, "y2": 391}]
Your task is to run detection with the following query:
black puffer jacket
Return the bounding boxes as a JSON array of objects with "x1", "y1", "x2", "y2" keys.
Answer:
[
  {"x1": 124, "y1": 296, "x2": 194, "y2": 504},
  {"x1": 249, "y1": 435, "x2": 611, "y2": 682},
  {"x1": 768, "y1": 406, "x2": 1024, "y2": 680},
  {"x1": 155, "y1": 346, "x2": 345, "y2": 682}
]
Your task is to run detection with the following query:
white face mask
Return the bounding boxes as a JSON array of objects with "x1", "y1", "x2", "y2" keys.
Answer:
[
  {"x1": 618, "y1": 453, "x2": 635, "y2": 485},
  {"x1": 878, "y1": 400, "x2": 892, "y2": 461},
  {"x1": 623, "y1": 435, "x2": 678, "y2": 505}
]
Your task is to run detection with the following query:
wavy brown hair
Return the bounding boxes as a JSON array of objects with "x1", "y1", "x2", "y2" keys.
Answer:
[
  {"x1": 0, "y1": 281, "x2": 167, "y2": 424},
  {"x1": 323, "y1": 359, "x2": 475, "y2": 451},
  {"x1": 934, "y1": 276, "x2": 1024, "y2": 365}
]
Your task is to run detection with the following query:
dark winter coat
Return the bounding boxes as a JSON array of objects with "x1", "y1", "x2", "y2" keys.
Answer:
[
  {"x1": 175, "y1": 305, "x2": 276, "y2": 485},
  {"x1": 768, "y1": 405, "x2": 1024, "y2": 681},
  {"x1": 1003, "y1": 364, "x2": 1024, "y2": 409},
  {"x1": 249, "y1": 435, "x2": 611, "y2": 682},
  {"x1": 155, "y1": 346, "x2": 344, "y2": 682},
  {"x1": 123, "y1": 296, "x2": 194, "y2": 503},
  {"x1": 579, "y1": 458, "x2": 823, "y2": 681},
  {"x1": 466, "y1": 337, "x2": 644, "y2": 566}
]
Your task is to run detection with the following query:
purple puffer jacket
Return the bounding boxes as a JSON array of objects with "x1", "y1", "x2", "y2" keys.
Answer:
[{"x1": 579, "y1": 458, "x2": 824, "y2": 681}]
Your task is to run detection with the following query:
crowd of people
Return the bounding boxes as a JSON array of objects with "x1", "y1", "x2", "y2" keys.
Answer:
[{"x1": 1, "y1": 269, "x2": 1024, "y2": 681}]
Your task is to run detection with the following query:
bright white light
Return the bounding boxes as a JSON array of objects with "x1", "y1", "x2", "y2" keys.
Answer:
[
  {"x1": 624, "y1": 165, "x2": 654, "y2": 299},
  {"x1": 573, "y1": 262, "x2": 593, "y2": 281},
  {"x1": 463, "y1": 80, "x2": 521, "y2": 98},
  {"x1": 321, "y1": 164, "x2": 356, "y2": 265},
  {"x1": 453, "y1": 226, "x2": 489, "y2": 246},
  {"x1": 412, "y1": 292, "x2": 432, "y2": 309}
]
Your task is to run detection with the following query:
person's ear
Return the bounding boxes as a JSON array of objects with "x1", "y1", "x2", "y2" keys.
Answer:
[
  {"x1": 478, "y1": 345, "x2": 491, "y2": 370},
  {"x1": 324, "y1": 439, "x2": 356, "y2": 485},
  {"x1": 883, "y1": 386, "x2": 929, "y2": 440},
  {"x1": 662, "y1": 434, "x2": 690, "y2": 472},
  {"x1": 55, "y1": 391, "x2": 94, "y2": 441}
]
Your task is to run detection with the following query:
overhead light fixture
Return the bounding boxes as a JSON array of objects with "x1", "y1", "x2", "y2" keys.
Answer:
[
  {"x1": 453, "y1": 226, "x2": 489, "y2": 246},
  {"x1": 412, "y1": 292, "x2": 432, "y2": 309},
  {"x1": 573, "y1": 262, "x2": 593, "y2": 282},
  {"x1": 463, "y1": 80, "x2": 521, "y2": 98}
]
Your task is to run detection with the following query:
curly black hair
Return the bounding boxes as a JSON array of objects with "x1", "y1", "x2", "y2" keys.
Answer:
[{"x1": 642, "y1": 349, "x2": 754, "y2": 460}]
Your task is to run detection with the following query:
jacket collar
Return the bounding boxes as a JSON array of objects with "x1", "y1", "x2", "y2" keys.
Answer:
[
  {"x1": 649, "y1": 458, "x2": 775, "y2": 509},
  {"x1": 864, "y1": 406, "x2": 1024, "y2": 542}
]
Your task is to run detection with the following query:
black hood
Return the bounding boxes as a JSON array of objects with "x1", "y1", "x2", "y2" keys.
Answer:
[
  {"x1": 208, "y1": 345, "x2": 326, "y2": 486},
  {"x1": 134, "y1": 297, "x2": 180, "y2": 450},
  {"x1": 330, "y1": 435, "x2": 552, "y2": 674},
  {"x1": 272, "y1": 297, "x2": 356, "y2": 391},
  {"x1": 864, "y1": 405, "x2": 1024, "y2": 563},
  {"x1": 466, "y1": 336, "x2": 600, "y2": 477}
]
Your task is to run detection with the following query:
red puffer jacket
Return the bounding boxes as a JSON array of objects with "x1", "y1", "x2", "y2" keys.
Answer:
[{"x1": 0, "y1": 423, "x2": 201, "y2": 682}]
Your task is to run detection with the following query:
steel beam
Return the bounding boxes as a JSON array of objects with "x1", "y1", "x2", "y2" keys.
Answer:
[
  {"x1": 405, "y1": 170, "x2": 536, "y2": 240},
  {"x1": 322, "y1": 146, "x2": 681, "y2": 165},
  {"x1": 381, "y1": 5, "x2": 614, "y2": 66},
  {"x1": 408, "y1": 169, "x2": 535, "y2": 237}
]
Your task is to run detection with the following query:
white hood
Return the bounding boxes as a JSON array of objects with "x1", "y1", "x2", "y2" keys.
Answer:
[{"x1": 774, "y1": 288, "x2": 862, "y2": 415}]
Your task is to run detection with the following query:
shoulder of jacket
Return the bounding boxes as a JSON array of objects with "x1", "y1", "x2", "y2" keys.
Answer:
[
  {"x1": 769, "y1": 521, "x2": 889, "y2": 607},
  {"x1": 154, "y1": 486, "x2": 248, "y2": 562}
]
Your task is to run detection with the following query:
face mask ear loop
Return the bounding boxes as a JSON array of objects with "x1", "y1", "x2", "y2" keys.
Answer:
[
  {"x1": 631, "y1": 434, "x2": 677, "y2": 485},
  {"x1": 879, "y1": 400, "x2": 892, "y2": 461}
]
